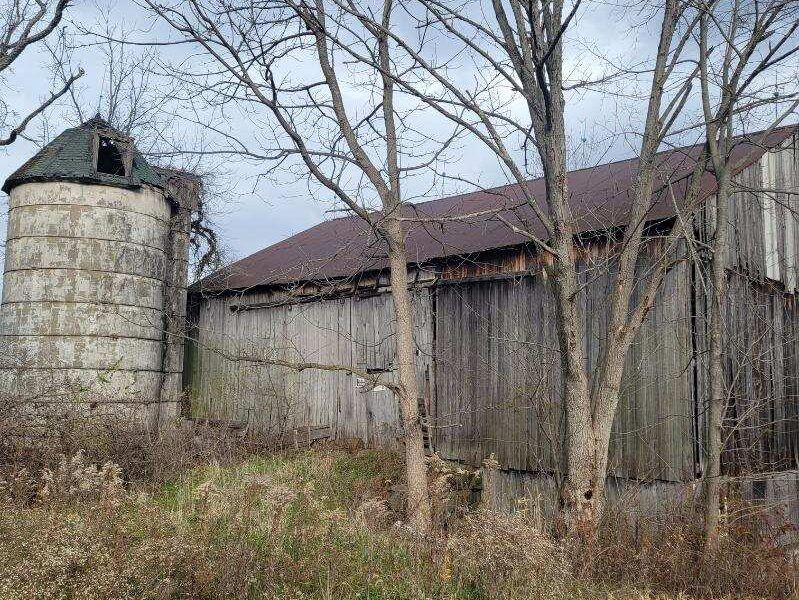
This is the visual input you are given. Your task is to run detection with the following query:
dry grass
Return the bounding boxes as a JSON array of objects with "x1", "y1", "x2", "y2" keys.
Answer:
[
  {"x1": 1, "y1": 414, "x2": 245, "y2": 487},
  {"x1": 0, "y1": 427, "x2": 795, "y2": 599},
  {"x1": 584, "y1": 500, "x2": 799, "y2": 599}
]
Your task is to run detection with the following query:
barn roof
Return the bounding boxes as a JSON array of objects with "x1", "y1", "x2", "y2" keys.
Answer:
[
  {"x1": 2, "y1": 115, "x2": 163, "y2": 193},
  {"x1": 204, "y1": 126, "x2": 797, "y2": 291}
]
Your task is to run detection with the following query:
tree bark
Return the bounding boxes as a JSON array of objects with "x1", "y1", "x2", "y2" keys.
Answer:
[
  {"x1": 538, "y1": 123, "x2": 601, "y2": 535},
  {"x1": 703, "y1": 170, "x2": 731, "y2": 554},
  {"x1": 486, "y1": 0, "x2": 685, "y2": 539},
  {"x1": 554, "y1": 257, "x2": 599, "y2": 535},
  {"x1": 385, "y1": 217, "x2": 432, "y2": 532}
]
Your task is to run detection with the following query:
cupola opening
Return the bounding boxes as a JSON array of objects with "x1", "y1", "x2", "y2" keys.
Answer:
[
  {"x1": 1, "y1": 114, "x2": 163, "y2": 194},
  {"x1": 96, "y1": 135, "x2": 128, "y2": 176}
]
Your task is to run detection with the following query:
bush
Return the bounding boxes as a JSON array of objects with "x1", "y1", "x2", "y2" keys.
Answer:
[
  {"x1": 446, "y1": 509, "x2": 573, "y2": 599},
  {"x1": 0, "y1": 447, "x2": 592, "y2": 600},
  {"x1": 1, "y1": 414, "x2": 245, "y2": 489},
  {"x1": 582, "y1": 499, "x2": 799, "y2": 599},
  {"x1": 0, "y1": 425, "x2": 795, "y2": 600}
]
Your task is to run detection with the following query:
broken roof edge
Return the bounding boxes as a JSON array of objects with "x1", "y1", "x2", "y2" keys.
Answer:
[
  {"x1": 153, "y1": 166, "x2": 203, "y2": 209},
  {"x1": 2, "y1": 114, "x2": 164, "y2": 194}
]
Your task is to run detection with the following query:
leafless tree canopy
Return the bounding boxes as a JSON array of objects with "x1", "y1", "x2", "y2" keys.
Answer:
[
  {"x1": 693, "y1": 0, "x2": 799, "y2": 553},
  {"x1": 133, "y1": 0, "x2": 799, "y2": 538},
  {"x1": 139, "y1": 0, "x2": 495, "y2": 530},
  {"x1": 2, "y1": 0, "x2": 796, "y2": 541},
  {"x1": 0, "y1": 0, "x2": 82, "y2": 145}
]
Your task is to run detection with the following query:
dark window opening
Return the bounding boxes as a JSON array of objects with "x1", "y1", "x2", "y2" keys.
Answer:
[
  {"x1": 752, "y1": 479, "x2": 767, "y2": 501},
  {"x1": 96, "y1": 136, "x2": 128, "y2": 176}
]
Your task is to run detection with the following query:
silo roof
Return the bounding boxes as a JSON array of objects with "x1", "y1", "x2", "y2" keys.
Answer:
[{"x1": 2, "y1": 115, "x2": 163, "y2": 193}]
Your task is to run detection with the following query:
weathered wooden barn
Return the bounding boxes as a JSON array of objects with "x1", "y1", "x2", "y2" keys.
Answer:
[{"x1": 184, "y1": 127, "x2": 799, "y2": 515}]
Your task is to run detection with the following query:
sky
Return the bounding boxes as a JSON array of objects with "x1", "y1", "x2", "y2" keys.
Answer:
[
  {"x1": 0, "y1": 0, "x2": 793, "y2": 278},
  {"x1": 0, "y1": 0, "x2": 329, "y2": 266}
]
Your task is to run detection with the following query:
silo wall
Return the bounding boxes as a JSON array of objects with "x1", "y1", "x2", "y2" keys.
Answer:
[
  {"x1": 156, "y1": 170, "x2": 200, "y2": 420},
  {"x1": 0, "y1": 180, "x2": 178, "y2": 421}
]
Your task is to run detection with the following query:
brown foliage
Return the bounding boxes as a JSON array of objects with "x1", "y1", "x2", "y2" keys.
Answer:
[
  {"x1": 0, "y1": 410, "x2": 245, "y2": 491},
  {"x1": 579, "y1": 501, "x2": 799, "y2": 600},
  {"x1": 0, "y1": 416, "x2": 796, "y2": 599}
]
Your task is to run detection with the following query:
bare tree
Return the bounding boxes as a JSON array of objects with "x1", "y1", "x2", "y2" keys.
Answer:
[
  {"x1": 134, "y1": 0, "x2": 490, "y2": 531},
  {"x1": 0, "y1": 0, "x2": 82, "y2": 145},
  {"x1": 47, "y1": 18, "x2": 182, "y2": 144},
  {"x1": 44, "y1": 16, "x2": 227, "y2": 282},
  {"x1": 695, "y1": 0, "x2": 799, "y2": 554},
  {"x1": 140, "y1": 0, "x2": 714, "y2": 537},
  {"x1": 353, "y1": 0, "x2": 706, "y2": 537}
]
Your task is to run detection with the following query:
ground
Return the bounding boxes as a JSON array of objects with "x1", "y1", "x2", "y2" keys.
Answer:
[{"x1": 0, "y1": 446, "x2": 795, "y2": 599}]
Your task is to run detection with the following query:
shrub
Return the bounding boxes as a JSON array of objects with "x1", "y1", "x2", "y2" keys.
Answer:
[
  {"x1": 446, "y1": 509, "x2": 573, "y2": 599},
  {"x1": 0, "y1": 426, "x2": 795, "y2": 600},
  {"x1": 584, "y1": 499, "x2": 799, "y2": 600},
  {"x1": 1, "y1": 414, "x2": 245, "y2": 489}
]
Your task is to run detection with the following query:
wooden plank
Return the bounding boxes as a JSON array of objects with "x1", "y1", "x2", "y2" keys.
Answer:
[{"x1": 190, "y1": 285, "x2": 434, "y2": 448}]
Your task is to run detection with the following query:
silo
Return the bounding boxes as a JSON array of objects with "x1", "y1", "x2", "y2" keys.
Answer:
[{"x1": 0, "y1": 115, "x2": 196, "y2": 423}]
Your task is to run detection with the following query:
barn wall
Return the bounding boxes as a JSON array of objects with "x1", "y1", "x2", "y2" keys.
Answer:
[
  {"x1": 692, "y1": 137, "x2": 799, "y2": 476},
  {"x1": 692, "y1": 273, "x2": 799, "y2": 476},
  {"x1": 722, "y1": 278, "x2": 799, "y2": 473},
  {"x1": 185, "y1": 285, "x2": 434, "y2": 446},
  {"x1": 434, "y1": 248, "x2": 695, "y2": 483},
  {"x1": 723, "y1": 135, "x2": 799, "y2": 287},
  {"x1": 188, "y1": 244, "x2": 697, "y2": 483},
  {"x1": 185, "y1": 137, "x2": 798, "y2": 484}
]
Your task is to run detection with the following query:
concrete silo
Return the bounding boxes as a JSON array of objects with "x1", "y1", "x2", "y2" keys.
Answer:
[{"x1": 0, "y1": 115, "x2": 197, "y2": 423}]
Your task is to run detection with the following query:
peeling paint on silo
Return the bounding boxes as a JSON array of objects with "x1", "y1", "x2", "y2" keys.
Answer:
[{"x1": 0, "y1": 115, "x2": 195, "y2": 424}]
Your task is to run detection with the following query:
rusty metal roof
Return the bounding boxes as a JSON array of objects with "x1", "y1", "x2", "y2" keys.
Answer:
[
  {"x1": 204, "y1": 126, "x2": 796, "y2": 291},
  {"x1": 2, "y1": 115, "x2": 163, "y2": 193}
]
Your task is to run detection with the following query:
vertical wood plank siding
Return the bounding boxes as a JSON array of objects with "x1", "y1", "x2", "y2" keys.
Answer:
[
  {"x1": 187, "y1": 250, "x2": 695, "y2": 482},
  {"x1": 185, "y1": 287, "x2": 434, "y2": 447},
  {"x1": 693, "y1": 136, "x2": 799, "y2": 475},
  {"x1": 434, "y1": 251, "x2": 694, "y2": 482},
  {"x1": 724, "y1": 137, "x2": 799, "y2": 287},
  {"x1": 186, "y1": 137, "x2": 798, "y2": 483},
  {"x1": 722, "y1": 277, "x2": 798, "y2": 472},
  {"x1": 693, "y1": 272, "x2": 799, "y2": 475}
]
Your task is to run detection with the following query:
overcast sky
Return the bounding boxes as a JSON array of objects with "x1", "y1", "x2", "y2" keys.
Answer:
[
  {"x1": 0, "y1": 0, "x2": 329, "y2": 265},
  {"x1": 0, "y1": 0, "x2": 793, "y2": 275}
]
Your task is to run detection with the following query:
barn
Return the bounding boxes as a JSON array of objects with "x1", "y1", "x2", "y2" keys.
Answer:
[{"x1": 184, "y1": 127, "x2": 799, "y2": 514}]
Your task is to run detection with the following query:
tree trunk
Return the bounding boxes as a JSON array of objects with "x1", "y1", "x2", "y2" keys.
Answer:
[
  {"x1": 385, "y1": 217, "x2": 432, "y2": 532},
  {"x1": 534, "y1": 117, "x2": 603, "y2": 538},
  {"x1": 703, "y1": 172, "x2": 731, "y2": 554},
  {"x1": 585, "y1": 317, "x2": 643, "y2": 525},
  {"x1": 553, "y1": 264, "x2": 599, "y2": 537},
  {"x1": 543, "y1": 139, "x2": 600, "y2": 536}
]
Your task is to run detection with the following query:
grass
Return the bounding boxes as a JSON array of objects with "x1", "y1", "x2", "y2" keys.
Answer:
[{"x1": 0, "y1": 446, "x2": 795, "y2": 599}]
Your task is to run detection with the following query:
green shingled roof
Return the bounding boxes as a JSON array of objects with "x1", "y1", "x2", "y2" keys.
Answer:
[{"x1": 2, "y1": 115, "x2": 163, "y2": 193}]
